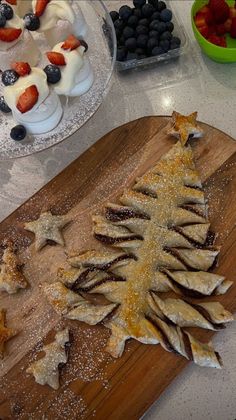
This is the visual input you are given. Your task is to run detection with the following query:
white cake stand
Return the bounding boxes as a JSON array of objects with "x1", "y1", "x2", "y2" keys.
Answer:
[{"x1": 0, "y1": 0, "x2": 116, "y2": 159}]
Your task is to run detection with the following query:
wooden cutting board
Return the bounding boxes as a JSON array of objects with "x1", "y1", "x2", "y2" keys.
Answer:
[{"x1": 0, "y1": 116, "x2": 236, "y2": 420}]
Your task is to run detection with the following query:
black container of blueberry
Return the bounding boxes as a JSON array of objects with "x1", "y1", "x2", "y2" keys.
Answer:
[{"x1": 109, "y1": 0, "x2": 187, "y2": 71}]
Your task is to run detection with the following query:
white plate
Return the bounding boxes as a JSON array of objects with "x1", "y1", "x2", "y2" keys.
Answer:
[{"x1": 0, "y1": 0, "x2": 116, "y2": 160}]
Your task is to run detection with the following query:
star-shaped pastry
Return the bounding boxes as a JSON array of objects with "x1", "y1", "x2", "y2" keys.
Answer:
[
  {"x1": 24, "y1": 211, "x2": 70, "y2": 251},
  {"x1": 167, "y1": 111, "x2": 203, "y2": 145},
  {"x1": 0, "y1": 309, "x2": 16, "y2": 359},
  {"x1": 0, "y1": 242, "x2": 28, "y2": 294}
]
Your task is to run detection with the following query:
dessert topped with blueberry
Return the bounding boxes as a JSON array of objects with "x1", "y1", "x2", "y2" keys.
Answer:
[{"x1": 110, "y1": 0, "x2": 181, "y2": 63}]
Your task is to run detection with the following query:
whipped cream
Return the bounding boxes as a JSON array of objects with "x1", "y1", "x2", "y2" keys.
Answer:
[
  {"x1": 4, "y1": 68, "x2": 49, "y2": 114},
  {"x1": 0, "y1": 7, "x2": 24, "y2": 51},
  {"x1": 52, "y1": 42, "x2": 85, "y2": 96},
  {"x1": 32, "y1": 0, "x2": 75, "y2": 32}
]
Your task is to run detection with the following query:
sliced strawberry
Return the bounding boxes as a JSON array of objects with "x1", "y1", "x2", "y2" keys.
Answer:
[
  {"x1": 230, "y1": 16, "x2": 236, "y2": 37},
  {"x1": 209, "y1": 0, "x2": 230, "y2": 24},
  {"x1": 6, "y1": 0, "x2": 17, "y2": 5},
  {"x1": 46, "y1": 51, "x2": 66, "y2": 66},
  {"x1": 205, "y1": 10, "x2": 214, "y2": 25},
  {"x1": 11, "y1": 62, "x2": 31, "y2": 76},
  {"x1": 208, "y1": 24, "x2": 217, "y2": 34},
  {"x1": 35, "y1": 0, "x2": 50, "y2": 17},
  {"x1": 195, "y1": 13, "x2": 206, "y2": 28},
  {"x1": 216, "y1": 23, "x2": 226, "y2": 35},
  {"x1": 62, "y1": 34, "x2": 81, "y2": 51},
  {"x1": 208, "y1": 33, "x2": 226, "y2": 46},
  {"x1": 229, "y1": 7, "x2": 236, "y2": 18},
  {"x1": 0, "y1": 27, "x2": 22, "y2": 42},
  {"x1": 199, "y1": 25, "x2": 209, "y2": 38},
  {"x1": 16, "y1": 85, "x2": 39, "y2": 114},
  {"x1": 199, "y1": 5, "x2": 210, "y2": 14}
]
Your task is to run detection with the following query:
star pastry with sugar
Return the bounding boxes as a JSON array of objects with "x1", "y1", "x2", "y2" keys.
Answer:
[
  {"x1": 24, "y1": 211, "x2": 70, "y2": 251},
  {"x1": 26, "y1": 328, "x2": 70, "y2": 389},
  {"x1": 0, "y1": 309, "x2": 16, "y2": 359},
  {"x1": 167, "y1": 111, "x2": 203, "y2": 145},
  {"x1": 0, "y1": 242, "x2": 28, "y2": 294}
]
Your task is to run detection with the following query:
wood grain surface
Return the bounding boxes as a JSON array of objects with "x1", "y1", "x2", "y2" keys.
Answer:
[{"x1": 0, "y1": 116, "x2": 236, "y2": 420}]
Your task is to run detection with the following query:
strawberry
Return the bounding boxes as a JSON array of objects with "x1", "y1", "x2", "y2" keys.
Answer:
[
  {"x1": 216, "y1": 23, "x2": 226, "y2": 35},
  {"x1": 0, "y1": 27, "x2": 22, "y2": 42},
  {"x1": 230, "y1": 16, "x2": 236, "y2": 37},
  {"x1": 199, "y1": 25, "x2": 209, "y2": 38},
  {"x1": 6, "y1": 0, "x2": 17, "y2": 4},
  {"x1": 16, "y1": 85, "x2": 39, "y2": 114},
  {"x1": 208, "y1": 24, "x2": 217, "y2": 34},
  {"x1": 11, "y1": 62, "x2": 31, "y2": 76},
  {"x1": 208, "y1": 33, "x2": 226, "y2": 46},
  {"x1": 62, "y1": 34, "x2": 81, "y2": 51},
  {"x1": 209, "y1": 0, "x2": 230, "y2": 24},
  {"x1": 35, "y1": 0, "x2": 50, "y2": 17},
  {"x1": 198, "y1": 5, "x2": 213, "y2": 24},
  {"x1": 46, "y1": 51, "x2": 66, "y2": 66},
  {"x1": 195, "y1": 12, "x2": 206, "y2": 28},
  {"x1": 224, "y1": 18, "x2": 232, "y2": 31}
]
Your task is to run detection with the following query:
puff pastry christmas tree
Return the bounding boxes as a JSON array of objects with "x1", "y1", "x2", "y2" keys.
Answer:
[{"x1": 44, "y1": 112, "x2": 234, "y2": 368}]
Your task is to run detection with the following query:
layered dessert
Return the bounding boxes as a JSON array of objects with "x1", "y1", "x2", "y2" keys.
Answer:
[
  {"x1": 45, "y1": 35, "x2": 94, "y2": 97},
  {"x1": 0, "y1": 2, "x2": 40, "y2": 71},
  {"x1": 3, "y1": 62, "x2": 63, "y2": 134},
  {"x1": 32, "y1": 0, "x2": 88, "y2": 47}
]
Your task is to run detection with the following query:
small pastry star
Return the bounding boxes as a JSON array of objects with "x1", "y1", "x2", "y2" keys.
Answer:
[
  {"x1": 24, "y1": 211, "x2": 70, "y2": 251},
  {"x1": 0, "y1": 241, "x2": 28, "y2": 294},
  {"x1": 167, "y1": 111, "x2": 203, "y2": 145},
  {"x1": 0, "y1": 309, "x2": 16, "y2": 359}
]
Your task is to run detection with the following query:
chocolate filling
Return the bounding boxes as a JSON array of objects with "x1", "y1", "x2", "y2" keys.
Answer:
[
  {"x1": 80, "y1": 275, "x2": 126, "y2": 293},
  {"x1": 182, "y1": 331, "x2": 193, "y2": 360},
  {"x1": 146, "y1": 315, "x2": 178, "y2": 354},
  {"x1": 134, "y1": 188, "x2": 158, "y2": 199},
  {"x1": 105, "y1": 206, "x2": 150, "y2": 222},
  {"x1": 94, "y1": 233, "x2": 143, "y2": 245},
  {"x1": 162, "y1": 269, "x2": 206, "y2": 299},
  {"x1": 184, "y1": 184, "x2": 203, "y2": 192}
]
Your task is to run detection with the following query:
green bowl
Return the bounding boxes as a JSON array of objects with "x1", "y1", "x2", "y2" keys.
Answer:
[{"x1": 191, "y1": 0, "x2": 236, "y2": 63}]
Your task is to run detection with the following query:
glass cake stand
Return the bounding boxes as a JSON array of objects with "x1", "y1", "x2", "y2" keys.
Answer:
[{"x1": 0, "y1": 0, "x2": 116, "y2": 160}]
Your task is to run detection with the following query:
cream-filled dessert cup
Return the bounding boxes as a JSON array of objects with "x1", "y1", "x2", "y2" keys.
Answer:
[
  {"x1": 4, "y1": 66, "x2": 63, "y2": 134},
  {"x1": 47, "y1": 39, "x2": 94, "y2": 97},
  {"x1": 0, "y1": 5, "x2": 40, "y2": 71},
  {"x1": 32, "y1": 0, "x2": 88, "y2": 47}
]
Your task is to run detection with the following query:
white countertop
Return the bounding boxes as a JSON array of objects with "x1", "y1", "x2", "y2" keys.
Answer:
[{"x1": 0, "y1": 1, "x2": 236, "y2": 419}]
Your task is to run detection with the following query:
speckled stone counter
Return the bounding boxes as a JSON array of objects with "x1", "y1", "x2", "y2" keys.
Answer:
[{"x1": 0, "y1": 1, "x2": 236, "y2": 419}]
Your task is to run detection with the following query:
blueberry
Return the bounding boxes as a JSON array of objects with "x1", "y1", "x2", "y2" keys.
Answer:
[
  {"x1": 170, "y1": 42, "x2": 179, "y2": 50},
  {"x1": 142, "y1": 3, "x2": 155, "y2": 17},
  {"x1": 165, "y1": 21, "x2": 174, "y2": 32},
  {"x1": 125, "y1": 37, "x2": 137, "y2": 51},
  {"x1": 136, "y1": 34, "x2": 148, "y2": 48},
  {"x1": 0, "y1": 13, "x2": 6, "y2": 27},
  {"x1": 115, "y1": 28, "x2": 122, "y2": 40},
  {"x1": 151, "y1": 20, "x2": 166, "y2": 33},
  {"x1": 10, "y1": 125, "x2": 27, "y2": 141},
  {"x1": 160, "y1": 8, "x2": 172, "y2": 22},
  {"x1": 23, "y1": 12, "x2": 40, "y2": 30},
  {"x1": 159, "y1": 39, "x2": 170, "y2": 52},
  {"x1": 80, "y1": 40, "x2": 88, "y2": 52},
  {"x1": 44, "y1": 65, "x2": 61, "y2": 84},
  {"x1": 126, "y1": 52, "x2": 138, "y2": 60},
  {"x1": 2, "y1": 70, "x2": 19, "y2": 86},
  {"x1": 135, "y1": 47, "x2": 145, "y2": 55},
  {"x1": 148, "y1": 0, "x2": 159, "y2": 7},
  {"x1": 152, "y1": 46, "x2": 164, "y2": 56},
  {"x1": 123, "y1": 26, "x2": 135, "y2": 39},
  {"x1": 139, "y1": 54, "x2": 147, "y2": 59},
  {"x1": 133, "y1": 0, "x2": 146, "y2": 8},
  {"x1": 136, "y1": 24, "x2": 148, "y2": 35},
  {"x1": 110, "y1": 11, "x2": 119, "y2": 22},
  {"x1": 149, "y1": 19, "x2": 160, "y2": 30},
  {"x1": 0, "y1": 3, "x2": 13, "y2": 20},
  {"x1": 139, "y1": 18, "x2": 149, "y2": 27},
  {"x1": 114, "y1": 19, "x2": 124, "y2": 31},
  {"x1": 119, "y1": 5, "x2": 132, "y2": 21},
  {"x1": 171, "y1": 36, "x2": 181, "y2": 46},
  {"x1": 157, "y1": 1, "x2": 166, "y2": 12},
  {"x1": 147, "y1": 37, "x2": 158, "y2": 52},
  {"x1": 133, "y1": 8, "x2": 142, "y2": 18},
  {"x1": 149, "y1": 30, "x2": 159, "y2": 38},
  {"x1": 150, "y1": 11, "x2": 160, "y2": 21},
  {"x1": 118, "y1": 35, "x2": 125, "y2": 45},
  {"x1": 160, "y1": 30, "x2": 172, "y2": 41},
  {"x1": 0, "y1": 96, "x2": 11, "y2": 113},
  {"x1": 127, "y1": 15, "x2": 139, "y2": 27},
  {"x1": 117, "y1": 47, "x2": 127, "y2": 61}
]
